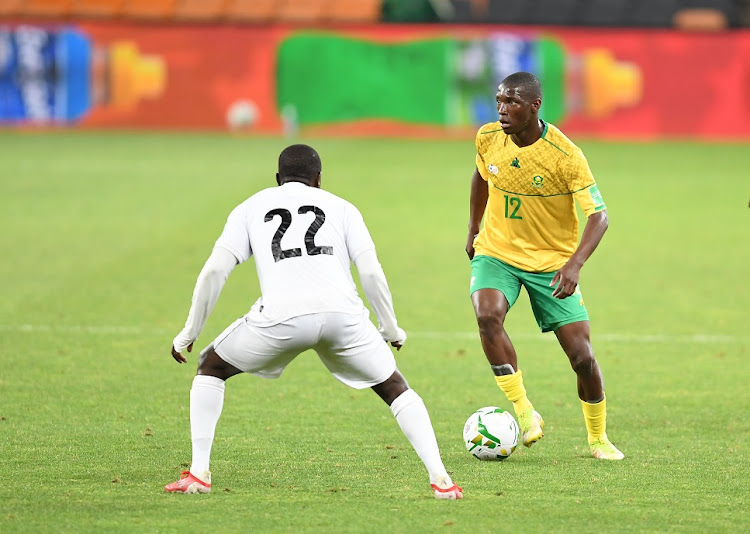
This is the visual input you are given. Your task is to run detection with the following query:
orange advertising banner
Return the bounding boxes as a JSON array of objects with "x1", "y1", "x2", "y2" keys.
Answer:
[
  {"x1": 75, "y1": 22, "x2": 283, "y2": 131},
  {"x1": 1, "y1": 21, "x2": 748, "y2": 140}
]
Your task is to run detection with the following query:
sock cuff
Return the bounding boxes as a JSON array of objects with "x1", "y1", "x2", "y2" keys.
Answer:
[
  {"x1": 494, "y1": 369, "x2": 525, "y2": 396},
  {"x1": 581, "y1": 394, "x2": 606, "y2": 406},
  {"x1": 494, "y1": 368, "x2": 523, "y2": 385},
  {"x1": 192, "y1": 374, "x2": 226, "y2": 392},
  {"x1": 390, "y1": 388, "x2": 421, "y2": 418}
]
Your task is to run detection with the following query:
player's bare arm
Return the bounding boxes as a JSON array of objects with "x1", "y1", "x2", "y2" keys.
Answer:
[
  {"x1": 550, "y1": 210, "x2": 609, "y2": 299},
  {"x1": 466, "y1": 167, "x2": 488, "y2": 259}
]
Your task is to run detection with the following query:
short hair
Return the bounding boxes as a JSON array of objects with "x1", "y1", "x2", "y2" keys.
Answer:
[
  {"x1": 500, "y1": 71, "x2": 542, "y2": 101},
  {"x1": 278, "y1": 144, "x2": 321, "y2": 182}
]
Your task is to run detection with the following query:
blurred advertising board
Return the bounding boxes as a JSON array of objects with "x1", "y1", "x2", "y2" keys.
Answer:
[{"x1": 1, "y1": 22, "x2": 748, "y2": 139}]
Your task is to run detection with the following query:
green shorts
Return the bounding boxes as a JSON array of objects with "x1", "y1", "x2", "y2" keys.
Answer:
[{"x1": 470, "y1": 255, "x2": 589, "y2": 332}]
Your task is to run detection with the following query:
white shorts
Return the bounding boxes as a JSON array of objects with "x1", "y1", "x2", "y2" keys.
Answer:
[{"x1": 210, "y1": 310, "x2": 397, "y2": 389}]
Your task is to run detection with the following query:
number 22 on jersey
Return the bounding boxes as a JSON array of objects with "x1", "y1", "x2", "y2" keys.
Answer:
[{"x1": 264, "y1": 205, "x2": 334, "y2": 262}]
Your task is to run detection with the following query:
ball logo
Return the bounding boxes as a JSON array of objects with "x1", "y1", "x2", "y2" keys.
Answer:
[
  {"x1": 488, "y1": 164, "x2": 499, "y2": 175},
  {"x1": 532, "y1": 175, "x2": 544, "y2": 188},
  {"x1": 463, "y1": 407, "x2": 519, "y2": 461}
]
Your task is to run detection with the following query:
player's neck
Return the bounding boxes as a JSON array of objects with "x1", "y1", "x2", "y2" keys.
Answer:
[{"x1": 510, "y1": 119, "x2": 543, "y2": 148}]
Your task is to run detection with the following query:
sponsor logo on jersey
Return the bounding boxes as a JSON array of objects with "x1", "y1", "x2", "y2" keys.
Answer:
[{"x1": 510, "y1": 158, "x2": 521, "y2": 168}]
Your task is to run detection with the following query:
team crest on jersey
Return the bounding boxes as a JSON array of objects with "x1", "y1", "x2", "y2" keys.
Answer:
[
  {"x1": 488, "y1": 164, "x2": 499, "y2": 175},
  {"x1": 532, "y1": 175, "x2": 544, "y2": 188}
]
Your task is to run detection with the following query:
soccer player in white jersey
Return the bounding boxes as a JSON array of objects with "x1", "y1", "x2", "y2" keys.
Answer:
[{"x1": 165, "y1": 144, "x2": 462, "y2": 500}]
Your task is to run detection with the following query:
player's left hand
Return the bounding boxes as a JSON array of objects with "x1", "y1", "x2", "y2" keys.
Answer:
[
  {"x1": 171, "y1": 342, "x2": 193, "y2": 364},
  {"x1": 550, "y1": 262, "x2": 581, "y2": 299}
]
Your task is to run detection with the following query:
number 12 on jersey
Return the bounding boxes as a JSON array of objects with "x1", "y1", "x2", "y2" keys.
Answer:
[
  {"x1": 264, "y1": 206, "x2": 334, "y2": 262},
  {"x1": 503, "y1": 195, "x2": 523, "y2": 220}
]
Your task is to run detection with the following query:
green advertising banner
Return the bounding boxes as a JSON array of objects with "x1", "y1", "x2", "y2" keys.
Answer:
[
  {"x1": 277, "y1": 33, "x2": 454, "y2": 125},
  {"x1": 276, "y1": 32, "x2": 569, "y2": 127}
]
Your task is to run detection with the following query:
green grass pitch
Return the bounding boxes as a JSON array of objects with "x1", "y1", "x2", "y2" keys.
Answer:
[{"x1": 0, "y1": 131, "x2": 747, "y2": 533}]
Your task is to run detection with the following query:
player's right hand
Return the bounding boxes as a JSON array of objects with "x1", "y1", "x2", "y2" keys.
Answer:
[
  {"x1": 465, "y1": 232, "x2": 478, "y2": 260},
  {"x1": 171, "y1": 342, "x2": 193, "y2": 364}
]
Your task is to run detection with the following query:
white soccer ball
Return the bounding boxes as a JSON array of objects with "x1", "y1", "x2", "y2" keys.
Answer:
[
  {"x1": 463, "y1": 406, "x2": 520, "y2": 461},
  {"x1": 226, "y1": 99, "x2": 259, "y2": 130}
]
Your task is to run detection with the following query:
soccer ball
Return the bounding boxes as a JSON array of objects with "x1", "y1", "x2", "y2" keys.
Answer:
[
  {"x1": 226, "y1": 99, "x2": 259, "y2": 130},
  {"x1": 463, "y1": 406, "x2": 520, "y2": 461}
]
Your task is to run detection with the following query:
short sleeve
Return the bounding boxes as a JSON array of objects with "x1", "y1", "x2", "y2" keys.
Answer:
[
  {"x1": 573, "y1": 183, "x2": 607, "y2": 217},
  {"x1": 475, "y1": 129, "x2": 489, "y2": 181},
  {"x1": 213, "y1": 204, "x2": 252, "y2": 264},
  {"x1": 344, "y1": 204, "x2": 376, "y2": 263},
  {"x1": 567, "y1": 149, "x2": 605, "y2": 216},
  {"x1": 566, "y1": 149, "x2": 596, "y2": 192}
]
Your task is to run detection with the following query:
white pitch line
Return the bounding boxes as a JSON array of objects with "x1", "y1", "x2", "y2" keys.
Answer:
[
  {"x1": 0, "y1": 324, "x2": 169, "y2": 335},
  {"x1": 0, "y1": 324, "x2": 747, "y2": 344},
  {"x1": 409, "y1": 331, "x2": 749, "y2": 344}
]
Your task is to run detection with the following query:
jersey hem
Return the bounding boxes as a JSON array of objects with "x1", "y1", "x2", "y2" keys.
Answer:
[
  {"x1": 473, "y1": 251, "x2": 566, "y2": 274},
  {"x1": 248, "y1": 306, "x2": 368, "y2": 327}
]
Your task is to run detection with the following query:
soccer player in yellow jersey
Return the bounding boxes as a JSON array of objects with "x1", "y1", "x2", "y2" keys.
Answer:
[{"x1": 465, "y1": 72, "x2": 624, "y2": 460}]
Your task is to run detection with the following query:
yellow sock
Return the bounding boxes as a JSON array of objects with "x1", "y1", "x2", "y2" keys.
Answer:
[
  {"x1": 494, "y1": 369, "x2": 533, "y2": 416},
  {"x1": 581, "y1": 396, "x2": 607, "y2": 443}
]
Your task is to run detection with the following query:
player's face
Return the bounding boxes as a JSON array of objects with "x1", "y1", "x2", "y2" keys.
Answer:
[{"x1": 496, "y1": 84, "x2": 538, "y2": 135}]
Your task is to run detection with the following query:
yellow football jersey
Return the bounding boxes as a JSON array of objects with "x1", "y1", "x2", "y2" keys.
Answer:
[{"x1": 473, "y1": 120, "x2": 606, "y2": 273}]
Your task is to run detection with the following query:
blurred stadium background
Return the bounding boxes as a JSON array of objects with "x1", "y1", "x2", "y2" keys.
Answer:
[{"x1": 1, "y1": 0, "x2": 748, "y2": 139}]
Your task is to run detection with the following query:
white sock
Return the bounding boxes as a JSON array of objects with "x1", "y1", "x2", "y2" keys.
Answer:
[
  {"x1": 390, "y1": 389, "x2": 450, "y2": 485},
  {"x1": 189, "y1": 375, "x2": 225, "y2": 478}
]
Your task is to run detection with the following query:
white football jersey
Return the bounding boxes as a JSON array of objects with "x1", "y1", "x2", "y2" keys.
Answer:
[{"x1": 214, "y1": 182, "x2": 375, "y2": 326}]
